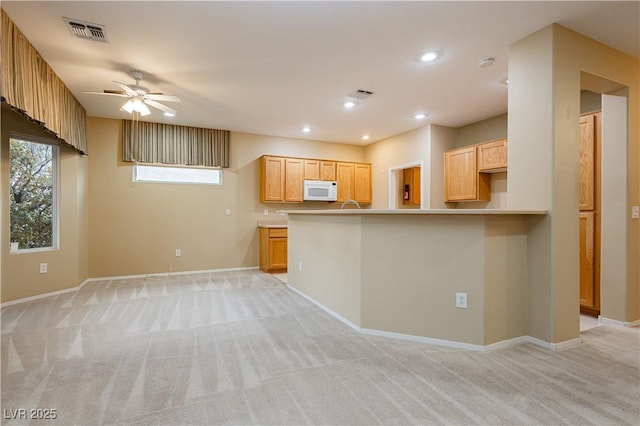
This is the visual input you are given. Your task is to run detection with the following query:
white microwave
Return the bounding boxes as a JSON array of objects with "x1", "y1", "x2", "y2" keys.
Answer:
[{"x1": 303, "y1": 180, "x2": 337, "y2": 201}]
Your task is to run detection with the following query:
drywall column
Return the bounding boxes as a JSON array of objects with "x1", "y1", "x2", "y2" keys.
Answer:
[
  {"x1": 509, "y1": 24, "x2": 640, "y2": 341},
  {"x1": 507, "y1": 26, "x2": 558, "y2": 343}
]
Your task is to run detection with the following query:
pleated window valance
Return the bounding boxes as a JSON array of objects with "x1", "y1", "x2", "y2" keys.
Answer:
[
  {"x1": 122, "y1": 119, "x2": 230, "y2": 168},
  {"x1": 1, "y1": 10, "x2": 88, "y2": 154}
]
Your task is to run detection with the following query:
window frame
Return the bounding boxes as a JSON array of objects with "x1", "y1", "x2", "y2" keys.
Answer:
[
  {"x1": 132, "y1": 163, "x2": 223, "y2": 186},
  {"x1": 8, "y1": 134, "x2": 60, "y2": 254}
]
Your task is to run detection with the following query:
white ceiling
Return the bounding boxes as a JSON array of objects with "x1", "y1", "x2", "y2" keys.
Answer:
[{"x1": 2, "y1": 1, "x2": 638, "y2": 145}]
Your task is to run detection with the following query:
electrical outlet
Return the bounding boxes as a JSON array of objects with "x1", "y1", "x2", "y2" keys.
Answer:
[
  {"x1": 455, "y1": 292, "x2": 468, "y2": 309},
  {"x1": 39, "y1": 263, "x2": 48, "y2": 273},
  {"x1": 225, "y1": 208, "x2": 231, "y2": 216},
  {"x1": 175, "y1": 249, "x2": 181, "y2": 257},
  {"x1": 632, "y1": 206, "x2": 639, "y2": 219},
  {"x1": 263, "y1": 209, "x2": 269, "y2": 216},
  {"x1": 298, "y1": 261, "x2": 303, "y2": 272}
]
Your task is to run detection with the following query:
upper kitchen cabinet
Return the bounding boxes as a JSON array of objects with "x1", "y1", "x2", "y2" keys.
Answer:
[
  {"x1": 336, "y1": 162, "x2": 371, "y2": 204},
  {"x1": 477, "y1": 138, "x2": 508, "y2": 172},
  {"x1": 260, "y1": 156, "x2": 285, "y2": 202},
  {"x1": 304, "y1": 160, "x2": 336, "y2": 181},
  {"x1": 444, "y1": 146, "x2": 490, "y2": 202},
  {"x1": 444, "y1": 139, "x2": 508, "y2": 203},
  {"x1": 260, "y1": 155, "x2": 303, "y2": 203}
]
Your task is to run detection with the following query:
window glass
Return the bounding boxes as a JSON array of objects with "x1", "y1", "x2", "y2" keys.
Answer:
[
  {"x1": 9, "y1": 138, "x2": 58, "y2": 251},
  {"x1": 133, "y1": 164, "x2": 222, "y2": 185}
]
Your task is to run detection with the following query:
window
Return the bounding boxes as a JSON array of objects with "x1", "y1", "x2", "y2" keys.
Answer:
[
  {"x1": 133, "y1": 164, "x2": 222, "y2": 185},
  {"x1": 9, "y1": 137, "x2": 59, "y2": 251}
]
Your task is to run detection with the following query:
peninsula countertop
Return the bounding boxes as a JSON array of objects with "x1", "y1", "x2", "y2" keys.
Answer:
[{"x1": 285, "y1": 208, "x2": 547, "y2": 216}]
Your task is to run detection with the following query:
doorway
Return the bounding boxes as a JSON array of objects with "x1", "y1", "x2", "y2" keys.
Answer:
[
  {"x1": 388, "y1": 161, "x2": 424, "y2": 209},
  {"x1": 579, "y1": 73, "x2": 629, "y2": 326}
]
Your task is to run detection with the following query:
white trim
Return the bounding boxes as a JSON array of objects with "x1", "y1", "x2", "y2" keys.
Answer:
[
  {"x1": 387, "y1": 160, "x2": 425, "y2": 209},
  {"x1": 599, "y1": 316, "x2": 640, "y2": 328},
  {"x1": 84, "y1": 266, "x2": 259, "y2": 283},
  {"x1": 286, "y1": 284, "x2": 361, "y2": 332},
  {"x1": 360, "y1": 327, "x2": 485, "y2": 351},
  {"x1": 0, "y1": 278, "x2": 90, "y2": 308},
  {"x1": 286, "y1": 284, "x2": 587, "y2": 352},
  {"x1": 1, "y1": 267, "x2": 259, "y2": 308}
]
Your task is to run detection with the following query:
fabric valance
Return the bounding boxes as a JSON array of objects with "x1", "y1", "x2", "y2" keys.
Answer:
[{"x1": 122, "y1": 119, "x2": 230, "y2": 168}]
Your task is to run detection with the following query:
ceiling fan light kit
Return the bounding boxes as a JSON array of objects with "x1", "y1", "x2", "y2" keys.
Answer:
[{"x1": 84, "y1": 70, "x2": 180, "y2": 117}]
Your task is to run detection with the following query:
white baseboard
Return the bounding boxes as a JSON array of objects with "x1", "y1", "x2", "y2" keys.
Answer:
[
  {"x1": 599, "y1": 316, "x2": 640, "y2": 327},
  {"x1": 84, "y1": 266, "x2": 259, "y2": 283},
  {"x1": 1, "y1": 266, "x2": 259, "y2": 308},
  {"x1": 286, "y1": 283, "x2": 586, "y2": 352},
  {"x1": 286, "y1": 284, "x2": 361, "y2": 332}
]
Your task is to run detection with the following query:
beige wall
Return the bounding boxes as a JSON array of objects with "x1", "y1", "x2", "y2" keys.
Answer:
[
  {"x1": 87, "y1": 117, "x2": 365, "y2": 278},
  {"x1": 288, "y1": 212, "x2": 531, "y2": 346},
  {"x1": 1, "y1": 107, "x2": 89, "y2": 303},
  {"x1": 509, "y1": 24, "x2": 639, "y2": 342},
  {"x1": 455, "y1": 114, "x2": 508, "y2": 147},
  {"x1": 364, "y1": 125, "x2": 431, "y2": 209}
]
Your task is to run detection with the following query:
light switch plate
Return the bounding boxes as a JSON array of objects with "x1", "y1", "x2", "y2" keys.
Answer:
[
  {"x1": 632, "y1": 206, "x2": 639, "y2": 219},
  {"x1": 263, "y1": 209, "x2": 269, "y2": 216},
  {"x1": 225, "y1": 208, "x2": 231, "y2": 216},
  {"x1": 455, "y1": 292, "x2": 468, "y2": 309}
]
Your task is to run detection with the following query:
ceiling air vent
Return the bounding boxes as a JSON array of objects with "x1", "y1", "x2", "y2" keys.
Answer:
[
  {"x1": 348, "y1": 89, "x2": 374, "y2": 100},
  {"x1": 63, "y1": 17, "x2": 109, "y2": 43}
]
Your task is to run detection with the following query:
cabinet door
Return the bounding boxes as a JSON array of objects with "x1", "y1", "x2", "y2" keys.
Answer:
[
  {"x1": 304, "y1": 160, "x2": 320, "y2": 180},
  {"x1": 411, "y1": 167, "x2": 421, "y2": 205},
  {"x1": 269, "y1": 238, "x2": 288, "y2": 271},
  {"x1": 579, "y1": 212, "x2": 595, "y2": 308},
  {"x1": 260, "y1": 156, "x2": 285, "y2": 202},
  {"x1": 336, "y1": 162, "x2": 354, "y2": 202},
  {"x1": 354, "y1": 163, "x2": 371, "y2": 204},
  {"x1": 445, "y1": 147, "x2": 478, "y2": 201},
  {"x1": 284, "y1": 158, "x2": 303, "y2": 202},
  {"x1": 320, "y1": 161, "x2": 337, "y2": 181},
  {"x1": 579, "y1": 115, "x2": 595, "y2": 211},
  {"x1": 478, "y1": 139, "x2": 507, "y2": 172}
]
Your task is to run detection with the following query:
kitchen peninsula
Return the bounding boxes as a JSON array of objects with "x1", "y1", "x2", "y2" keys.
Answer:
[{"x1": 286, "y1": 209, "x2": 547, "y2": 350}]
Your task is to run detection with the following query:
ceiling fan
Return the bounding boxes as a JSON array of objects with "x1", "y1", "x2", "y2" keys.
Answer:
[{"x1": 83, "y1": 70, "x2": 180, "y2": 117}]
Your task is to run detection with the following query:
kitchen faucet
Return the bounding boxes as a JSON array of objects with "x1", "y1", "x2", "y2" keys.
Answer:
[{"x1": 341, "y1": 199, "x2": 361, "y2": 209}]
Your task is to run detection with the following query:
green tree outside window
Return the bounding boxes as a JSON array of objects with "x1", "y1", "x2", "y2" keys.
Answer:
[{"x1": 9, "y1": 138, "x2": 57, "y2": 250}]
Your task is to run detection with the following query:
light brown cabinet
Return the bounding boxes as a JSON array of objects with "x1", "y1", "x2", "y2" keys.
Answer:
[
  {"x1": 259, "y1": 227, "x2": 287, "y2": 272},
  {"x1": 402, "y1": 167, "x2": 421, "y2": 206},
  {"x1": 478, "y1": 138, "x2": 508, "y2": 172},
  {"x1": 444, "y1": 146, "x2": 490, "y2": 202},
  {"x1": 444, "y1": 139, "x2": 507, "y2": 202},
  {"x1": 284, "y1": 158, "x2": 303, "y2": 202},
  {"x1": 336, "y1": 162, "x2": 372, "y2": 204},
  {"x1": 579, "y1": 112, "x2": 601, "y2": 314},
  {"x1": 304, "y1": 160, "x2": 336, "y2": 181},
  {"x1": 260, "y1": 156, "x2": 303, "y2": 203},
  {"x1": 261, "y1": 155, "x2": 371, "y2": 204},
  {"x1": 260, "y1": 156, "x2": 286, "y2": 202}
]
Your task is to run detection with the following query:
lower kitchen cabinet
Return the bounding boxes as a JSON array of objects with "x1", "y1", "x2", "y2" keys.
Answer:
[{"x1": 259, "y1": 227, "x2": 287, "y2": 272}]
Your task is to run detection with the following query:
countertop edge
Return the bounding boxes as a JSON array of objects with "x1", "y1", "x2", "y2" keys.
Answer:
[{"x1": 285, "y1": 209, "x2": 548, "y2": 216}]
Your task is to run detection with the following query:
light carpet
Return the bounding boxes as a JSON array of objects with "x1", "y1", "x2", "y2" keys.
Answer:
[{"x1": 1, "y1": 269, "x2": 638, "y2": 425}]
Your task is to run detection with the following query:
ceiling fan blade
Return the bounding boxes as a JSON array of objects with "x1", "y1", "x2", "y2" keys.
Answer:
[
  {"x1": 112, "y1": 81, "x2": 138, "y2": 97},
  {"x1": 146, "y1": 94, "x2": 181, "y2": 102},
  {"x1": 83, "y1": 91, "x2": 129, "y2": 98},
  {"x1": 144, "y1": 99, "x2": 177, "y2": 115},
  {"x1": 104, "y1": 89, "x2": 126, "y2": 94}
]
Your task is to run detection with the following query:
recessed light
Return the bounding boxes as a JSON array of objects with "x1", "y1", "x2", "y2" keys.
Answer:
[
  {"x1": 301, "y1": 126, "x2": 311, "y2": 133},
  {"x1": 164, "y1": 112, "x2": 175, "y2": 117},
  {"x1": 420, "y1": 50, "x2": 440, "y2": 62},
  {"x1": 343, "y1": 100, "x2": 357, "y2": 109},
  {"x1": 413, "y1": 113, "x2": 428, "y2": 120},
  {"x1": 362, "y1": 135, "x2": 370, "y2": 140}
]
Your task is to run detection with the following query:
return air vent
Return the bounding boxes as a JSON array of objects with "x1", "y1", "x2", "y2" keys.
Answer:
[
  {"x1": 63, "y1": 17, "x2": 109, "y2": 43},
  {"x1": 348, "y1": 89, "x2": 374, "y2": 100}
]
